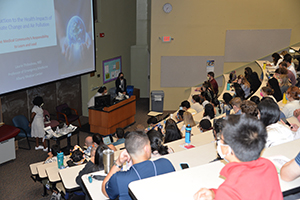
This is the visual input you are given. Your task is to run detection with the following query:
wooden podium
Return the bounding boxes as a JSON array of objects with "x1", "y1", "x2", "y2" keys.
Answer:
[{"x1": 89, "y1": 96, "x2": 136, "y2": 136}]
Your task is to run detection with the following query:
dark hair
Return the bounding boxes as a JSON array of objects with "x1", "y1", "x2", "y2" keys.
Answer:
[
  {"x1": 147, "y1": 116, "x2": 158, "y2": 125},
  {"x1": 222, "y1": 114, "x2": 267, "y2": 162},
  {"x1": 201, "y1": 91, "x2": 211, "y2": 102},
  {"x1": 234, "y1": 84, "x2": 245, "y2": 100},
  {"x1": 203, "y1": 103, "x2": 215, "y2": 119},
  {"x1": 257, "y1": 98, "x2": 280, "y2": 126},
  {"x1": 223, "y1": 93, "x2": 233, "y2": 105},
  {"x1": 70, "y1": 149, "x2": 84, "y2": 162},
  {"x1": 279, "y1": 61, "x2": 288, "y2": 69},
  {"x1": 192, "y1": 95, "x2": 201, "y2": 103},
  {"x1": 244, "y1": 67, "x2": 253, "y2": 78},
  {"x1": 199, "y1": 119, "x2": 212, "y2": 130},
  {"x1": 284, "y1": 54, "x2": 292, "y2": 64},
  {"x1": 125, "y1": 131, "x2": 149, "y2": 155},
  {"x1": 118, "y1": 72, "x2": 124, "y2": 79},
  {"x1": 51, "y1": 144, "x2": 60, "y2": 156},
  {"x1": 211, "y1": 98, "x2": 221, "y2": 114},
  {"x1": 213, "y1": 118, "x2": 225, "y2": 135},
  {"x1": 208, "y1": 71, "x2": 215, "y2": 78},
  {"x1": 177, "y1": 110, "x2": 185, "y2": 120},
  {"x1": 147, "y1": 130, "x2": 169, "y2": 155},
  {"x1": 250, "y1": 96, "x2": 260, "y2": 105},
  {"x1": 261, "y1": 86, "x2": 274, "y2": 95},
  {"x1": 94, "y1": 145, "x2": 109, "y2": 170},
  {"x1": 164, "y1": 124, "x2": 182, "y2": 143},
  {"x1": 98, "y1": 86, "x2": 107, "y2": 93},
  {"x1": 115, "y1": 128, "x2": 124, "y2": 138},
  {"x1": 240, "y1": 100, "x2": 258, "y2": 117},
  {"x1": 33, "y1": 96, "x2": 44, "y2": 106},
  {"x1": 92, "y1": 133, "x2": 104, "y2": 146},
  {"x1": 272, "y1": 53, "x2": 281, "y2": 66},
  {"x1": 267, "y1": 78, "x2": 282, "y2": 102},
  {"x1": 180, "y1": 100, "x2": 191, "y2": 109}
]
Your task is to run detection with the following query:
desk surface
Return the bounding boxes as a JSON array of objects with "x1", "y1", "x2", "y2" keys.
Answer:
[
  {"x1": 59, "y1": 164, "x2": 85, "y2": 190},
  {"x1": 82, "y1": 171, "x2": 108, "y2": 200},
  {"x1": 129, "y1": 138, "x2": 300, "y2": 200}
]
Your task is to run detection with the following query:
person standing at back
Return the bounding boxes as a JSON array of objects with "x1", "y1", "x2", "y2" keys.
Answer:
[{"x1": 208, "y1": 72, "x2": 219, "y2": 96}]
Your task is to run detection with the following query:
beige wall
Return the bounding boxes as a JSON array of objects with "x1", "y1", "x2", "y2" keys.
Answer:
[
  {"x1": 151, "y1": 0, "x2": 300, "y2": 110},
  {"x1": 81, "y1": 0, "x2": 136, "y2": 116}
]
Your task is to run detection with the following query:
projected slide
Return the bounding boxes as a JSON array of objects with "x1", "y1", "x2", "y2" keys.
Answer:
[{"x1": 0, "y1": 0, "x2": 95, "y2": 95}]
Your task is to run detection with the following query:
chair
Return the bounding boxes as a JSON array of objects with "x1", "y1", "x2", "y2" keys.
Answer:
[
  {"x1": 56, "y1": 103, "x2": 81, "y2": 127},
  {"x1": 12, "y1": 115, "x2": 31, "y2": 150},
  {"x1": 43, "y1": 109, "x2": 59, "y2": 128}
]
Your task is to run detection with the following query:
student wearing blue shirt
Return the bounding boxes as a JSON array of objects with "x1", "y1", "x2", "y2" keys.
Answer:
[{"x1": 102, "y1": 131, "x2": 175, "y2": 200}]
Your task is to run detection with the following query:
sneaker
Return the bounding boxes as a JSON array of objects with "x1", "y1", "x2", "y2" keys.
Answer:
[
  {"x1": 43, "y1": 147, "x2": 48, "y2": 152},
  {"x1": 35, "y1": 145, "x2": 43, "y2": 150}
]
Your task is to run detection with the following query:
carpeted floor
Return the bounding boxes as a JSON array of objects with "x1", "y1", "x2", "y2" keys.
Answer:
[{"x1": 0, "y1": 98, "x2": 174, "y2": 200}]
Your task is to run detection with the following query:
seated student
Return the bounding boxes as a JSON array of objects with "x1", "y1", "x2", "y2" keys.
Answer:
[
  {"x1": 84, "y1": 136, "x2": 93, "y2": 156},
  {"x1": 44, "y1": 144, "x2": 63, "y2": 164},
  {"x1": 268, "y1": 77, "x2": 283, "y2": 102},
  {"x1": 268, "y1": 52, "x2": 283, "y2": 69},
  {"x1": 240, "y1": 100, "x2": 258, "y2": 118},
  {"x1": 191, "y1": 95, "x2": 204, "y2": 113},
  {"x1": 235, "y1": 75, "x2": 251, "y2": 98},
  {"x1": 221, "y1": 93, "x2": 233, "y2": 115},
  {"x1": 183, "y1": 111, "x2": 196, "y2": 127},
  {"x1": 229, "y1": 97, "x2": 242, "y2": 115},
  {"x1": 146, "y1": 116, "x2": 158, "y2": 130},
  {"x1": 147, "y1": 129, "x2": 173, "y2": 158},
  {"x1": 102, "y1": 131, "x2": 175, "y2": 200},
  {"x1": 257, "y1": 98, "x2": 297, "y2": 148},
  {"x1": 260, "y1": 86, "x2": 277, "y2": 102},
  {"x1": 194, "y1": 114, "x2": 283, "y2": 200},
  {"x1": 203, "y1": 103, "x2": 215, "y2": 120},
  {"x1": 278, "y1": 61, "x2": 296, "y2": 86},
  {"x1": 280, "y1": 151, "x2": 300, "y2": 200},
  {"x1": 282, "y1": 86, "x2": 300, "y2": 118},
  {"x1": 87, "y1": 86, "x2": 107, "y2": 108},
  {"x1": 284, "y1": 54, "x2": 297, "y2": 79},
  {"x1": 67, "y1": 148, "x2": 87, "y2": 167},
  {"x1": 175, "y1": 109, "x2": 185, "y2": 122},
  {"x1": 212, "y1": 118, "x2": 225, "y2": 141},
  {"x1": 211, "y1": 98, "x2": 222, "y2": 116},
  {"x1": 278, "y1": 74, "x2": 291, "y2": 94},
  {"x1": 250, "y1": 95, "x2": 260, "y2": 105},
  {"x1": 199, "y1": 119, "x2": 213, "y2": 133},
  {"x1": 76, "y1": 145, "x2": 108, "y2": 200},
  {"x1": 112, "y1": 128, "x2": 125, "y2": 146},
  {"x1": 232, "y1": 83, "x2": 245, "y2": 100},
  {"x1": 93, "y1": 133, "x2": 117, "y2": 152},
  {"x1": 135, "y1": 124, "x2": 146, "y2": 132},
  {"x1": 164, "y1": 119, "x2": 182, "y2": 143},
  {"x1": 200, "y1": 92, "x2": 211, "y2": 107},
  {"x1": 180, "y1": 100, "x2": 197, "y2": 115},
  {"x1": 244, "y1": 66, "x2": 261, "y2": 93}
]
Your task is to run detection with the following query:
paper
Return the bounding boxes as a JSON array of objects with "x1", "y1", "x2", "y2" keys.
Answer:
[{"x1": 267, "y1": 155, "x2": 290, "y2": 173}]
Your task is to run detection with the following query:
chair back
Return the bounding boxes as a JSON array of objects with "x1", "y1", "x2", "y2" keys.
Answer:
[
  {"x1": 12, "y1": 115, "x2": 31, "y2": 137},
  {"x1": 56, "y1": 103, "x2": 69, "y2": 121}
]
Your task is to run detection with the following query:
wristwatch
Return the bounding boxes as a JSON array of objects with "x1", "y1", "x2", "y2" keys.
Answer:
[{"x1": 114, "y1": 161, "x2": 122, "y2": 169}]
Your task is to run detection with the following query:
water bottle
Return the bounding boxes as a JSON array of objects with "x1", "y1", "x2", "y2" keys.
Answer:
[
  {"x1": 57, "y1": 152, "x2": 64, "y2": 169},
  {"x1": 185, "y1": 124, "x2": 192, "y2": 144}
]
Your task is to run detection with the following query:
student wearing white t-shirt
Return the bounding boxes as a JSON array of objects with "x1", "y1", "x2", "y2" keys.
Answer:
[{"x1": 282, "y1": 86, "x2": 300, "y2": 118}]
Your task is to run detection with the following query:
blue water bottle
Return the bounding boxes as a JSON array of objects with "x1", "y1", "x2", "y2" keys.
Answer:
[
  {"x1": 57, "y1": 152, "x2": 64, "y2": 169},
  {"x1": 185, "y1": 124, "x2": 192, "y2": 144}
]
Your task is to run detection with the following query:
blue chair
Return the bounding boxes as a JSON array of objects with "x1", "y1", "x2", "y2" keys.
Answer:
[{"x1": 12, "y1": 115, "x2": 31, "y2": 150}]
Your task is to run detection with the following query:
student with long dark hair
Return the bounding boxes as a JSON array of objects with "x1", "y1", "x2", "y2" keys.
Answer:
[
  {"x1": 244, "y1": 67, "x2": 261, "y2": 93},
  {"x1": 147, "y1": 130, "x2": 173, "y2": 157}
]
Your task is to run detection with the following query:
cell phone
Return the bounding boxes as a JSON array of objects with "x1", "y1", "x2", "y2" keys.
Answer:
[
  {"x1": 281, "y1": 118, "x2": 291, "y2": 127},
  {"x1": 180, "y1": 163, "x2": 189, "y2": 170}
]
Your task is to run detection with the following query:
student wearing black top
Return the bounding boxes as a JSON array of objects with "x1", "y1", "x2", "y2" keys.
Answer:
[
  {"x1": 244, "y1": 67, "x2": 261, "y2": 93},
  {"x1": 115, "y1": 72, "x2": 127, "y2": 94}
]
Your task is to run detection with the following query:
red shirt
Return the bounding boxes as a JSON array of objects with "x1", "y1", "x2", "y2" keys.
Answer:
[
  {"x1": 209, "y1": 79, "x2": 219, "y2": 95},
  {"x1": 212, "y1": 157, "x2": 283, "y2": 200}
]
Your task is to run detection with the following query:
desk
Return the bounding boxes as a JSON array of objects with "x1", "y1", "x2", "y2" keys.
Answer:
[
  {"x1": 82, "y1": 171, "x2": 108, "y2": 200},
  {"x1": 152, "y1": 142, "x2": 217, "y2": 171},
  {"x1": 47, "y1": 128, "x2": 80, "y2": 154},
  {"x1": 129, "y1": 139, "x2": 300, "y2": 200},
  {"x1": 59, "y1": 164, "x2": 86, "y2": 191},
  {"x1": 89, "y1": 96, "x2": 136, "y2": 136},
  {"x1": 29, "y1": 161, "x2": 44, "y2": 175}
]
